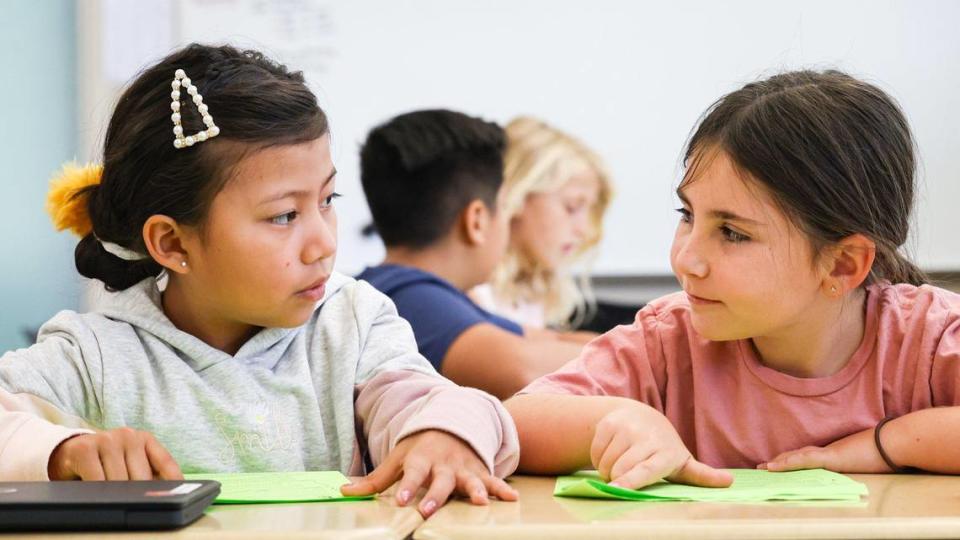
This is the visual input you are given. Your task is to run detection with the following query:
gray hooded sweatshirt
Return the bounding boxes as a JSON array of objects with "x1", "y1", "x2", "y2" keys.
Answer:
[{"x1": 0, "y1": 272, "x2": 518, "y2": 480}]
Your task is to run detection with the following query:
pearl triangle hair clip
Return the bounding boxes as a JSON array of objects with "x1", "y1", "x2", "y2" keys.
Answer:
[{"x1": 170, "y1": 69, "x2": 220, "y2": 149}]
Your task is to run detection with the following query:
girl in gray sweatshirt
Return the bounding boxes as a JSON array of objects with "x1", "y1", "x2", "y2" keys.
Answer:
[{"x1": 0, "y1": 44, "x2": 518, "y2": 517}]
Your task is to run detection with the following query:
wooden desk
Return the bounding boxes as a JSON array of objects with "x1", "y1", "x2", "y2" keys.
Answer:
[
  {"x1": 12, "y1": 494, "x2": 423, "y2": 540},
  {"x1": 415, "y1": 474, "x2": 960, "y2": 540}
]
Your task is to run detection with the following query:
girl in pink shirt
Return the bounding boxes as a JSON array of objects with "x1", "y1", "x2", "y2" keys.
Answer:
[{"x1": 507, "y1": 70, "x2": 960, "y2": 490}]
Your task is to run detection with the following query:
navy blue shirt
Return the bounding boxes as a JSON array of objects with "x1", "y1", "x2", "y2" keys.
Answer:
[{"x1": 356, "y1": 264, "x2": 523, "y2": 371}]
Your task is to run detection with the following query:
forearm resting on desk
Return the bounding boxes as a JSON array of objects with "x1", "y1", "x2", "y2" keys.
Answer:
[
  {"x1": 505, "y1": 394, "x2": 651, "y2": 474},
  {"x1": 765, "y1": 406, "x2": 960, "y2": 474}
]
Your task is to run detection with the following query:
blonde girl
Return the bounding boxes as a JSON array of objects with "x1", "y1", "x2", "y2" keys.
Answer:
[{"x1": 472, "y1": 117, "x2": 612, "y2": 335}]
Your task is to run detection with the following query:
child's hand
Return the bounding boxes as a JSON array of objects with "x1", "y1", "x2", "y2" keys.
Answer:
[
  {"x1": 591, "y1": 407, "x2": 732, "y2": 489},
  {"x1": 340, "y1": 430, "x2": 519, "y2": 517},
  {"x1": 48, "y1": 428, "x2": 183, "y2": 480},
  {"x1": 760, "y1": 427, "x2": 890, "y2": 473}
]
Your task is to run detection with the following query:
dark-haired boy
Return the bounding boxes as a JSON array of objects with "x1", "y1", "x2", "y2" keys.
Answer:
[{"x1": 357, "y1": 109, "x2": 583, "y2": 399}]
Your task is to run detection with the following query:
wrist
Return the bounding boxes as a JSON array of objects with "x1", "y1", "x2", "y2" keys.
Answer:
[
  {"x1": 47, "y1": 434, "x2": 83, "y2": 480},
  {"x1": 874, "y1": 416, "x2": 914, "y2": 472}
]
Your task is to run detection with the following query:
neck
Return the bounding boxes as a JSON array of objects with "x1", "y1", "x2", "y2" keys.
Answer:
[
  {"x1": 751, "y1": 288, "x2": 868, "y2": 378},
  {"x1": 161, "y1": 277, "x2": 259, "y2": 356},
  {"x1": 383, "y1": 242, "x2": 482, "y2": 292}
]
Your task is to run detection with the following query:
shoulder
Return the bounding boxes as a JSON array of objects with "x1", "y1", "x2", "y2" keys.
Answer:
[
  {"x1": 37, "y1": 308, "x2": 137, "y2": 346},
  {"x1": 596, "y1": 291, "x2": 713, "y2": 367},
  {"x1": 871, "y1": 282, "x2": 960, "y2": 329},
  {"x1": 870, "y1": 282, "x2": 960, "y2": 346},
  {"x1": 315, "y1": 271, "x2": 395, "y2": 323},
  {"x1": 0, "y1": 309, "x2": 133, "y2": 389},
  {"x1": 362, "y1": 267, "x2": 472, "y2": 311},
  {"x1": 635, "y1": 291, "x2": 696, "y2": 336}
]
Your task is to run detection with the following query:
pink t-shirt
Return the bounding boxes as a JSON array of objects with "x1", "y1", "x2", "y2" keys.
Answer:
[{"x1": 521, "y1": 282, "x2": 960, "y2": 468}]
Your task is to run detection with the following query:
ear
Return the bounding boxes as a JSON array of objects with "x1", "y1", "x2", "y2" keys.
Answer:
[
  {"x1": 142, "y1": 215, "x2": 193, "y2": 274},
  {"x1": 821, "y1": 234, "x2": 876, "y2": 298},
  {"x1": 460, "y1": 199, "x2": 493, "y2": 246}
]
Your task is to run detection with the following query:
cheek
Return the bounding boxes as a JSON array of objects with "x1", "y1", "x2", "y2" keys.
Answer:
[
  {"x1": 668, "y1": 227, "x2": 686, "y2": 272},
  {"x1": 326, "y1": 210, "x2": 339, "y2": 238},
  {"x1": 535, "y1": 208, "x2": 571, "y2": 250}
]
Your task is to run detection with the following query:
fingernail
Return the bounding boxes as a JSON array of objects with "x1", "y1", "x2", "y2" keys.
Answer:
[
  {"x1": 422, "y1": 499, "x2": 437, "y2": 516},
  {"x1": 397, "y1": 489, "x2": 411, "y2": 505},
  {"x1": 343, "y1": 482, "x2": 354, "y2": 487}
]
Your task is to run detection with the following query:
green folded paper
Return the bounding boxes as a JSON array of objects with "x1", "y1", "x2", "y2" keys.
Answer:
[
  {"x1": 183, "y1": 470, "x2": 375, "y2": 504},
  {"x1": 555, "y1": 468, "x2": 867, "y2": 502}
]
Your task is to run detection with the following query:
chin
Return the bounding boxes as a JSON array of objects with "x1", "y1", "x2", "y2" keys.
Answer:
[
  {"x1": 261, "y1": 310, "x2": 314, "y2": 329},
  {"x1": 688, "y1": 314, "x2": 743, "y2": 342}
]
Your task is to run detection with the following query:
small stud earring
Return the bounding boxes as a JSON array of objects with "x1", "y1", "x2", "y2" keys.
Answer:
[
  {"x1": 830, "y1": 285, "x2": 838, "y2": 294},
  {"x1": 180, "y1": 260, "x2": 187, "y2": 268}
]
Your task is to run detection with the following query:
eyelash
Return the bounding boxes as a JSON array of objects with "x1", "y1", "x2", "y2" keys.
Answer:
[
  {"x1": 322, "y1": 192, "x2": 342, "y2": 209},
  {"x1": 675, "y1": 208, "x2": 751, "y2": 243},
  {"x1": 270, "y1": 192, "x2": 342, "y2": 225},
  {"x1": 721, "y1": 226, "x2": 750, "y2": 243},
  {"x1": 271, "y1": 211, "x2": 298, "y2": 226}
]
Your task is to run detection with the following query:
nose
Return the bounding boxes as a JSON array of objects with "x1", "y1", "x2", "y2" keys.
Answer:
[
  {"x1": 301, "y1": 213, "x2": 337, "y2": 265},
  {"x1": 571, "y1": 208, "x2": 591, "y2": 242},
  {"x1": 671, "y1": 228, "x2": 709, "y2": 280}
]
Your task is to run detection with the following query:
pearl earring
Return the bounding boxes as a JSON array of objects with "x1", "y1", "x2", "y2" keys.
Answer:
[
  {"x1": 171, "y1": 69, "x2": 220, "y2": 149},
  {"x1": 180, "y1": 260, "x2": 188, "y2": 268}
]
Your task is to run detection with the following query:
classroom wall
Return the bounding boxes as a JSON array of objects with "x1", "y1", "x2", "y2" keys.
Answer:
[
  {"x1": 0, "y1": 0, "x2": 81, "y2": 350},
  {"x1": 167, "y1": 0, "x2": 960, "y2": 276}
]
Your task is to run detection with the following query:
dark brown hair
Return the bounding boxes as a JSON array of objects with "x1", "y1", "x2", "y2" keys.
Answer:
[
  {"x1": 359, "y1": 109, "x2": 505, "y2": 249},
  {"x1": 683, "y1": 69, "x2": 925, "y2": 286},
  {"x1": 75, "y1": 43, "x2": 328, "y2": 290}
]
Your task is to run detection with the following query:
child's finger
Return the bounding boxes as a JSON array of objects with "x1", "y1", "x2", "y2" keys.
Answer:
[
  {"x1": 767, "y1": 449, "x2": 823, "y2": 472},
  {"x1": 596, "y1": 433, "x2": 632, "y2": 480},
  {"x1": 589, "y1": 424, "x2": 616, "y2": 471},
  {"x1": 456, "y1": 472, "x2": 489, "y2": 505},
  {"x1": 392, "y1": 456, "x2": 431, "y2": 505},
  {"x1": 483, "y1": 475, "x2": 519, "y2": 501},
  {"x1": 145, "y1": 436, "x2": 183, "y2": 480},
  {"x1": 670, "y1": 457, "x2": 733, "y2": 487},
  {"x1": 340, "y1": 458, "x2": 402, "y2": 497},
  {"x1": 125, "y1": 445, "x2": 154, "y2": 480},
  {"x1": 97, "y1": 440, "x2": 130, "y2": 480},
  {"x1": 73, "y1": 451, "x2": 107, "y2": 481},
  {"x1": 608, "y1": 459, "x2": 660, "y2": 490},
  {"x1": 418, "y1": 466, "x2": 456, "y2": 517},
  {"x1": 609, "y1": 444, "x2": 656, "y2": 482}
]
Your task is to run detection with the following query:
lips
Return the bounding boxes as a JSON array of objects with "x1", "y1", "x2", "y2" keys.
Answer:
[
  {"x1": 297, "y1": 276, "x2": 329, "y2": 301},
  {"x1": 686, "y1": 292, "x2": 721, "y2": 305}
]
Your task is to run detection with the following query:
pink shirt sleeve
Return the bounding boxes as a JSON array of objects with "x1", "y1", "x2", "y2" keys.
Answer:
[
  {"x1": 519, "y1": 306, "x2": 668, "y2": 412},
  {"x1": 354, "y1": 370, "x2": 519, "y2": 478},
  {"x1": 931, "y1": 314, "x2": 960, "y2": 406}
]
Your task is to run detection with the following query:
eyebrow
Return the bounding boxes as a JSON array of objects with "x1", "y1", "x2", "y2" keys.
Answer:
[
  {"x1": 257, "y1": 168, "x2": 337, "y2": 206},
  {"x1": 676, "y1": 189, "x2": 764, "y2": 226}
]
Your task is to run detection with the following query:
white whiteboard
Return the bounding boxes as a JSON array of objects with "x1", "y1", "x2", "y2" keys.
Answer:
[{"x1": 83, "y1": 0, "x2": 960, "y2": 276}]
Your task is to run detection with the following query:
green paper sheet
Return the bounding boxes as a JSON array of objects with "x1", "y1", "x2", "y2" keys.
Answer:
[
  {"x1": 555, "y1": 469, "x2": 867, "y2": 502},
  {"x1": 183, "y1": 471, "x2": 375, "y2": 504}
]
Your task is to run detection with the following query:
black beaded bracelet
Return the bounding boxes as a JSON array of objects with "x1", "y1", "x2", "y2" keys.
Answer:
[{"x1": 874, "y1": 416, "x2": 912, "y2": 473}]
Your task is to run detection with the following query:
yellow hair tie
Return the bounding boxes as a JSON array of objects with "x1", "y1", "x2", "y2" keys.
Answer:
[{"x1": 46, "y1": 162, "x2": 103, "y2": 237}]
